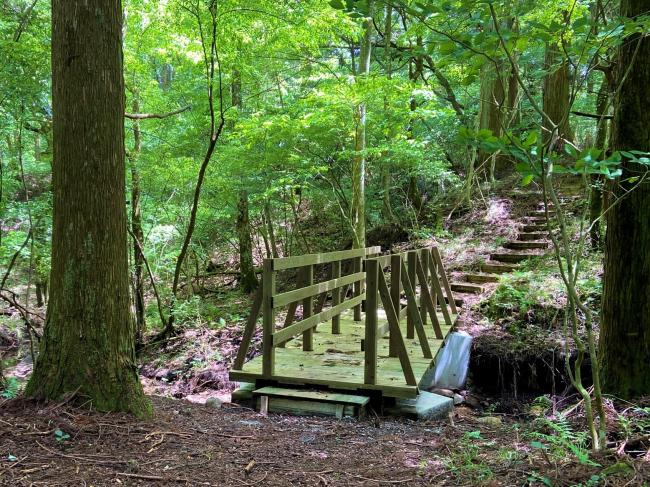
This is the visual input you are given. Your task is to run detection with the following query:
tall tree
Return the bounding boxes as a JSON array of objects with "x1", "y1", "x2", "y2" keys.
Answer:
[
  {"x1": 350, "y1": 0, "x2": 373, "y2": 249},
  {"x1": 541, "y1": 40, "x2": 573, "y2": 147},
  {"x1": 26, "y1": 0, "x2": 151, "y2": 416},
  {"x1": 600, "y1": 0, "x2": 650, "y2": 398}
]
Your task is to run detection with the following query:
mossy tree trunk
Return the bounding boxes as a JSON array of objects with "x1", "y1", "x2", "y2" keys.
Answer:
[
  {"x1": 589, "y1": 79, "x2": 610, "y2": 250},
  {"x1": 26, "y1": 0, "x2": 151, "y2": 417},
  {"x1": 236, "y1": 189, "x2": 258, "y2": 293},
  {"x1": 130, "y1": 98, "x2": 146, "y2": 345},
  {"x1": 351, "y1": 0, "x2": 373, "y2": 249},
  {"x1": 542, "y1": 42, "x2": 573, "y2": 148},
  {"x1": 230, "y1": 68, "x2": 257, "y2": 292},
  {"x1": 600, "y1": 0, "x2": 650, "y2": 399}
]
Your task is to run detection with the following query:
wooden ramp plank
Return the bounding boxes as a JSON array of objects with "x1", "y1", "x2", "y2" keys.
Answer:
[{"x1": 253, "y1": 387, "x2": 370, "y2": 406}]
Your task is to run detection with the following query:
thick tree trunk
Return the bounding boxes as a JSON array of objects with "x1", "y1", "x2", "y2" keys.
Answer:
[
  {"x1": 236, "y1": 190, "x2": 258, "y2": 293},
  {"x1": 351, "y1": 1, "x2": 373, "y2": 249},
  {"x1": 26, "y1": 0, "x2": 151, "y2": 416},
  {"x1": 600, "y1": 0, "x2": 650, "y2": 399},
  {"x1": 542, "y1": 42, "x2": 573, "y2": 148}
]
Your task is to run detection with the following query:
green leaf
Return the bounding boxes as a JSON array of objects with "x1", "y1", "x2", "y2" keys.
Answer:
[{"x1": 521, "y1": 174, "x2": 534, "y2": 186}]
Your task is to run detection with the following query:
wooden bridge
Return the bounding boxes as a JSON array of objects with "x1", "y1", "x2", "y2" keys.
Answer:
[{"x1": 230, "y1": 246, "x2": 459, "y2": 408}]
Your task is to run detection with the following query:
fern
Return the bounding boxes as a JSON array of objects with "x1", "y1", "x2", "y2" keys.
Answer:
[
  {"x1": 530, "y1": 416, "x2": 600, "y2": 467},
  {"x1": 1, "y1": 377, "x2": 20, "y2": 399}
]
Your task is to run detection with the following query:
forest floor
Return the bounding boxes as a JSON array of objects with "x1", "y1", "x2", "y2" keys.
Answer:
[
  {"x1": 2, "y1": 180, "x2": 649, "y2": 485},
  {"x1": 2, "y1": 395, "x2": 649, "y2": 486}
]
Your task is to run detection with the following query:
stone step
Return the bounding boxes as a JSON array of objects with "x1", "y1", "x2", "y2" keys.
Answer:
[
  {"x1": 465, "y1": 273, "x2": 500, "y2": 284},
  {"x1": 522, "y1": 224, "x2": 547, "y2": 233},
  {"x1": 490, "y1": 252, "x2": 536, "y2": 264},
  {"x1": 504, "y1": 240, "x2": 549, "y2": 250},
  {"x1": 450, "y1": 282, "x2": 485, "y2": 294},
  {"x1": 518, "y1": 232, "x2": 548, "y2": 241},
  {"x1": 481, "y1": 262, "x2": 519, "y2": 274}
]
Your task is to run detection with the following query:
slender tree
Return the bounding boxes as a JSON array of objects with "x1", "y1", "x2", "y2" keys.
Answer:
[
  {"x1": 350, "y1": 0, "x2": 373, "y2": 249},
  {"x1": 600, "y1": 0, "x2": 650, "y2": 398},
  {"x1": 25, "y1": 0, "x2": 151, "y2": 416}
]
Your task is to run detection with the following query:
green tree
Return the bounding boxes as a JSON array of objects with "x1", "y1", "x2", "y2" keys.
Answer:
[
  {"x1": 26, "y1": 0, "x2": 151, "y2": 417},
  {"x1": 600, "y1": 0, "x2": 650, "y2": 399}
]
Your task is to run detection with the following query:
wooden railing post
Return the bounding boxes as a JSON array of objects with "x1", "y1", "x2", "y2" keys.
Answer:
[
  {"x1": 406, "y1": 251, "x2": 417, "y2": 339},
  {"x1": 302, "y1": 264, "x2": 314, "y2": 351},
  {"x1": 262, "y1": 259, "x2": 276, "y2": 377},
  {"x1": 420, "y1": 249, "x2": 429, "y2": 327},
  {"x1": 364, "y1": 259, "x2": 378, "y2": 385},
  {"x1": 353, "y1": 256, "x2": 363, "y2": 321},
  {"x1": 331, "y1": 260, "x2": 342, "y2": 334},
  {"x1": 389, "y1": 254, "x2": 401, "y2": 358},
  {"x1": 431, "y1": 247, "x2": 458, "y2": 314}
]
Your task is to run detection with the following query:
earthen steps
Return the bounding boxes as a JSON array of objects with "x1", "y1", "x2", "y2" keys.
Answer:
[
  {"x1": 450, "y1": 282, "x2": 485, "y2": 294},
  {"x1": 481, "y1": 262, "x2": 519, "y2": 274},
  {"x1": 464, "y1": 273, "x2": 499, "y2": 284},
  {"x1": 528, "y1": 210, "x2": 556, "y2": 217},
  {"x1": 522, "y1": 224, "x2": 548, "y2": 232},
  {"x1": 490, "y1": 252, "x2": 536, "y2": 264},
  {"x1": 518, "y1": 232, "x2": 548, "y2": 241},
  {"x1": 525, "y1": 216, "x2": 550, "y2": 224},
  {"x1": 504, "y1": 240, "x2": 549, "y2": 250}
]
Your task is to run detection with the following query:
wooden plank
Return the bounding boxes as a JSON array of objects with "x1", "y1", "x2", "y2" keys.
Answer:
[
  {"x1": 279, "y1": 267, "x2": 305, "y2": 348},
  {"x1": 262, "y1": 259, "x2": 276, "y2": 377},
  {"x1": 272, "y1": 294, "x2": 364, "y2": 346},
  {"x1": 406, "y1": 251, "x2": 417, "y2": 339},
  {"x1": 420, "y1": 249, "x2": 429, "y2": 326},
  {"x1": 366, "y1": 254, "x2": 392, "y2": 267},
  {"x1": 331, "y1": 260, "x2": 342, "y2": 334},
  {"x1": 257, "y1": 397, "x2": 356, "y2": 417},
  {"x1": 399, "y1": 260, "x2": 433, "y2": 359},
  {"x1": 364, "y1": 259, "x2": 379, "y2": 385},
  {"x1": 389, "y1": 254, "x2": 402, "y2": 358},
  {"x1": 273, "y1": 272, "x2": 364, "y2": 308},
  {"x1": 377, "y1": 267, "x2": 417, "y2": 386},
  {"x1": 231, "y1": 369, "x2": 419, "y2": 398},
  {"x1": 427, "y1": 255, "x2": 453, "y2": 326},
  {"x1": 303, "y1": 264, "x2": 314, "y2": 352},
  {"x1": 272, "y1": 246, "x2": 381, "y2": 271},
  {"x1": 415, "y1": 254, "x2": 444, "y2": 339},
  {"x1": 431, "y1": 247, "x2": 458, "y2": 314},
  {"x1": 353, "y1": 257, "x2": 362, "y2": 321},
  {"x1": 233, "y1": 286, "x2": 263, "y2": 370},
  {"x1": 253, "y1": 387, "x2": 370, "y2": 406}
]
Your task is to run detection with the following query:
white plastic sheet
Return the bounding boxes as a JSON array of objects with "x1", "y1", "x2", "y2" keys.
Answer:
[{"x1": 429, "y1": 331, "x2": 473, "y2": 390}]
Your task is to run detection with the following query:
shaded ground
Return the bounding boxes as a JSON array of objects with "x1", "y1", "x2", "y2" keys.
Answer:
[{"x1": 2, "y1": 396, "x2": 648, "y2": 486}]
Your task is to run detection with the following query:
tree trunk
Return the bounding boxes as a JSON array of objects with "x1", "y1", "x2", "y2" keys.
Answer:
[
  {"x1": 263, "y1": 201, "x2": 279, "y2": 258},
  {"x1": 351, "y1": 1, "x2": 373, "y2": 249},
  {"x1": 236, "y1": 189, "x2": 258, "y2": 293},
  {"x1": 26, "y1": 0, "x2": 151, "y2": 417},
  {"x1": 130, "y1": 99, "x2": 146, "y2": 345},
  {"x1": 381, "y1": 3, "x2": 395, "y2": 222},
  {"x1": 600, "y1": 0, "x2": 650, "y2": 399},
  {"x1": 589, "y1": 79, "x2": 609, "y2": 250},
  {"x1": 542, "y1": 42, "x2": 573, "y2": 148}
]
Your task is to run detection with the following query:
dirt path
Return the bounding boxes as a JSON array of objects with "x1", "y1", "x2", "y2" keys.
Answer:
[{"x1": 2, "y1": 396, "x2": 644, "y2": 486}]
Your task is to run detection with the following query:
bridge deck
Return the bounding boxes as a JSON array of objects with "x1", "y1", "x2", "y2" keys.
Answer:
[{"x1": 230, "y1": 309, "x2": 457, "y2": 398}]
